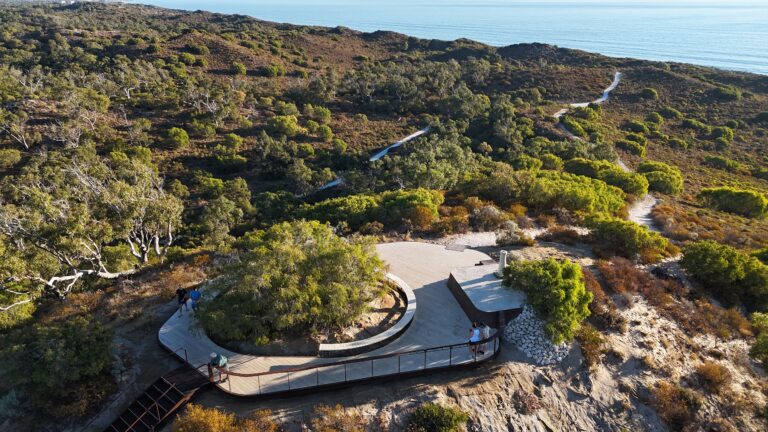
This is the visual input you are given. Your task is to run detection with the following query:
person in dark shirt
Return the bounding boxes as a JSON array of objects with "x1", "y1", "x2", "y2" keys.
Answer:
[{"x1": 175, "y1": 287, "x2": 189, "y2": 316}]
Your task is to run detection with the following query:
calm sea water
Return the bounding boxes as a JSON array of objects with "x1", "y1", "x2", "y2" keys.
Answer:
[{"x1": 141, "y1": 1, "x2": 768, "y2": 75}]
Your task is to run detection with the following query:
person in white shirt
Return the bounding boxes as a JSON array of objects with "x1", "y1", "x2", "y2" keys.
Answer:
[{"x1": 468, "y1": 322, "x2": 481, "y2": 355}]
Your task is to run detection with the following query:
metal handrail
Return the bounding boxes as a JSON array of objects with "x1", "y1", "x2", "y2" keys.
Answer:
[{"x1": 226, "y1": 330, "x2": 500, "y2": 379}]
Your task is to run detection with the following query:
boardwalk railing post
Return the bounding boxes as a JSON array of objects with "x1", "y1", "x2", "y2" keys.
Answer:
[
  {"x1": 344, "y1": 363, "x2": 347, "y2": 382},
  {"x1": 316, "y1": 368, "x2": 320, "y2": 387},
  {"x1": 398, "y1": 354, "x2": 401, "y2": 373},
  {"x1": 423, "y1": 350, "x2": 427, "y2": 369},
  {"x1": 449, "y1": 346, "x2": 453, "y2": 366},
  {"x1": 287, "y1": 372, "x2": 291, "y2": 390},
  {"x1": 257, "y1": 375, "x2": 261, "y2": 395},
  {"x1": 370, "y1": 360, "x2": 374, "y2": 378}
]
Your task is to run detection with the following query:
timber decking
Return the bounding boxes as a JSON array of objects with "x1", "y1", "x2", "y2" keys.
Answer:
[{"x1": 158, "y1": 242, "x2": 498, "y2": 396}]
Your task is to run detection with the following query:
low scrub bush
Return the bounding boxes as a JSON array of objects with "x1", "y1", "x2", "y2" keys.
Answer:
[
  {"x1": 682, "y1": 118, "x2": 712, "y2": 134},
  {"x1": 512, "y1": 390, "x2": 541, "y2": 415},
  {"x1": 576, "y1": 323, "x2": 606, "y2": 369},
  {"x1": 667, "y1": 137, "x2": 689, "y2": 149},
  {"x1": 615, "y1": 139, "x2": 646, "y2": 156},
  {"x1": 0, "y1": 148, "x2": 21, "y2": 168},
  {"x1": 587, "y1": 216, "x2": 676, "y2": 263},
  {"x1": 637, "y1": 160, "x2": 684, "y2": 195},
  {"x1": 564, "y1": 158, "x2": 648, "y2": 196},
  {"x1": 583, "y1": 269, "x2": 625, "y2": 332},
  {"x1": 598, "y1": 258, "x2": 750, "y2": 338},
  {"x1": 560, "y1": 115, "x2": 588, "y2": 138},
  {"x1": 699, "y1": 186, "x2": 767, "y2": 218},
  {"x1": 695, "y1": 361, "x2": 731, "y2": 393},
  {"x1": 640, "y1": 87, "x2": 659, "y2": 100},
  {"x1": 407, "y1": 402, "x2": 469, "y2": 432},
  {"x1": 652, "y1": 381, "x2": 701, "y2": 431},
  {"x1": 703, "y1": 155, "x2": 745, "y2": 173},
  {"x1": 681, "y1": 240, "x2": 768, "y2": 310},
  {"x1": 659, "y1": 105, "x2": 683, "y2": 119},
  {"x1": 623, "y1": 120, "x2": 650, "y2": 134},
  {"x1": 312, "y1": 404, "x2": 367, "y2": 432},
  {"x1": 710, "y1": 86, "x2": 741, "y2": 101},
  {"x1": 504, "y1": 258, "x2": 592, "y2": 343}
]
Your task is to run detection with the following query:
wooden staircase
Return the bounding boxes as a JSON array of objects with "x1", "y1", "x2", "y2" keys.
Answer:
[{"x1": 104, "y1": 365, "x2": 209, "y2": 432}]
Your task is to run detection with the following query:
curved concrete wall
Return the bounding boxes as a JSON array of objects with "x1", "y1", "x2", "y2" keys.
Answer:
[{"x1": 318, "y1": 273, "x2": 416, "y2": 358}]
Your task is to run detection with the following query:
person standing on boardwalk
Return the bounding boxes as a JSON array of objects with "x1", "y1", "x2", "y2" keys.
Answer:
[
  {"x1": 175, "y1": 287, "x2": 189, "y2": 316},
  {"x1": 468, "y1": 322, "x2": 481, "y2": 355},
  {"x1": 189, "y1": 286, "x2": 202, "y2": 312},
  {"x1": 479, "y1": 323, "x2": 491, "y2": 355},
  {"x1": 208, "y1": 352, "x2": 229, "y2": 383}
]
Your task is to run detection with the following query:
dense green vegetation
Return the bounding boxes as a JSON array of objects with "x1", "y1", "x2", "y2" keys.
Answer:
[
  {"x1": 198, "y1": 221, "x2": 386, "y2": 345},
  {"x1": 699, "y1": 187, "x2": 768, "y2": 218},
  {"x1": 636, "y1": 161, "x2": 684, "y2": 195},
  {"x1": 587, "y1": 216, "x2": 677, "y2": 263},
  {"x1": 503, "y1": 258, "x2": 592, "y2": 343},
  {"x1": 0, "y1": 3, "x2": 766, "y2": 429},
  {"x1": 680, "y1": 240, "x2": 768, "y2": 310}
]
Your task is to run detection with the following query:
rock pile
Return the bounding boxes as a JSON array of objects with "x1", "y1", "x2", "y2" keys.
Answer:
[{"x1": 503, "y1": 306, "x2": 570, "y2": 365}]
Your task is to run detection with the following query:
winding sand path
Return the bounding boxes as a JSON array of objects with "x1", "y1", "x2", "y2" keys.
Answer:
[{"x1": 552, "y1": 71, "x2": 659, "y2": 230}]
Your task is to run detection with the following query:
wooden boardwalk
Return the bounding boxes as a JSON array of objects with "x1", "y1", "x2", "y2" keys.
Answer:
[{"x1": 158, "y1": 242, "x2": 498, "y2": 396}]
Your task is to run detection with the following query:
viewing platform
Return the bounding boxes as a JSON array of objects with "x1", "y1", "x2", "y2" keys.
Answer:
[{"x1": 157, "y1": 242, "x2": 503, "y2": 397}]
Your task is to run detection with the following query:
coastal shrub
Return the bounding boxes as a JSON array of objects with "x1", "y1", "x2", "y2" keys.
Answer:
[
  {"x1": 637, "y1": 160, "x2": 683, "y2": 195},
  {"x1": 659, "y1": 105, "x2": 683, "y2": 119},
  {"x1": 615, "y1": 139, "x2": 646, "y2": 156},
  {"x1": 21, "y1": 316, "x2": 114, "y2": 417},
  {"x1": 559, "y1": 115, "x2": 588, "y2": 138},
  {"x1": 576, "y1": 323, "x2": 606, "y2": 369},
  {"x1": 646, "y1": 112, "x2": 664, "y2": 125},
  {"x1": 587, "y1": 216, "x2": 675, "y2": 263},
  {"x1": 408, "y1": 403, "x2": 468, "y2": 432},
  {"x1": 0, "y1": 148, "x2": 22, "y2": 168},
  {"x1": 539, "y1": 153, "x2": 563, "y2": 170},
  {"x1": 625, "y1": 133, "x2": 647, "y2": 145},
  {"x1": 173, "y1": 404, "x2": 240, "y2": 432},
  {"x1": 512, "y1": 390, "x2": 542, "y2": 415},
  {"x1": 640, "y1": 87, "x2": 659, "y2": 100},
  {"x1": 682, "y1": 118, "x2": 712, "y2": 134},
  {"x1": 681, "y1": 240, "x2": 768, "y2": 309},
  {"x1": 198, "y1": 221, "x2": 386, "y2": 345},
  {"x1": 267, "y1": 115, "x2": 305, "y2": 137},
  {"x1": 710, "y1": 126, "x2": 734, "y2": 143},
  {"x1": 166, "y1": 127, "x2": 189, "y2": 149},
  {"x1": 643, "y1": 171, "x2": 683, "y2": 195},
  {"x1": 668, "y1": 137, "x2": 689, "y2": 149},
  {"x1": 699, "y1": 187, "x2": 767, "y2": 218},
  {"x1": 503, "y1": 258, "x2": 592, "y2": 343},
  {"x1": 598, "y1": 257, "x2": 750, "y2": 338},
  {"x1": 312, "y1": 404, "x2": 367, "y2": 432},
  {"x1": 230, "y1": 61, "x2": 247, "y2": 75},
  {"x1": 753, "y1": 247, "x2": 768, "y2": 265},
  {"x1": 623, "y1": 120, "x2": 650, "y2": 134},
  {"x1": 261, "y1": 62, "x2": 286, "y2": 77},
  {"x1": 302, "y1": 189, "x2": 443, "y2": 231},
  {"x1": 564, "y1": 158, "x2": 648, "y2": 196},
  {"x1": 703, "y1": 155, "x2": 745, "y2": 173},
  {"x1": 652, "y1": 381, "x2": 701, "y2": 431},
  {"x1": 711, "y1": 86, "x2": 741, "y2": 101},
  {"x1": 695, "y1": 361, "x2": 731, "y2": 393},
  {"x1": 470, "y1": 167, "x2": 625, "y2": 215},
  {"x1": 749, "y1": 312, "x2": 768, "y2": 367},
  {"x1": 525, "y1": 171, "x2": 626, "y2": 215},
  {"x1": 184, "y1": 42, "x2": 209, "y2": 55}
]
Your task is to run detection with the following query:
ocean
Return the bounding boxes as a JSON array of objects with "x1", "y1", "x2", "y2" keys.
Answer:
[{"x1": 140, "y1": 1, "x2": 768, "y2": 75}]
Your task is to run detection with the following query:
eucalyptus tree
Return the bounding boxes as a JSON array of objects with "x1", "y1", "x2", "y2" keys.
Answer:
[{"x1": 0, "y1": 146, "x2": 183, "y2": 311}]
